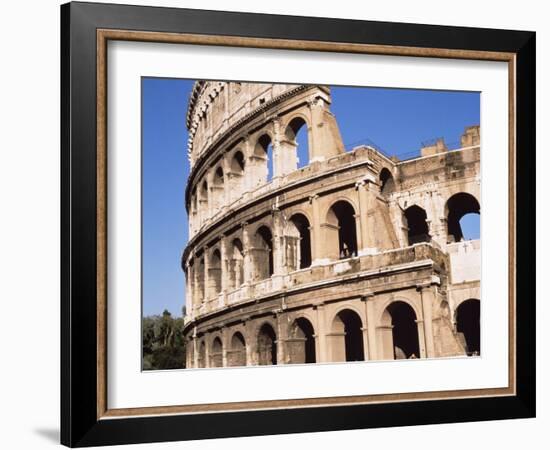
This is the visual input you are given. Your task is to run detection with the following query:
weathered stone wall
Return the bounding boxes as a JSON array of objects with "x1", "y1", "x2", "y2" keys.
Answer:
[{"x1": 182, "y1": 81, "x2": 481, "y2": 367}]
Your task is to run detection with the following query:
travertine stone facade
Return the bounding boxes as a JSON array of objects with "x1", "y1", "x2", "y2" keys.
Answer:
[{"x1": 182, "y1": 81, "x2": 481, "y2": 368}]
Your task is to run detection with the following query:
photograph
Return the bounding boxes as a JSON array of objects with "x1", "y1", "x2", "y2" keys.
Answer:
[{"x1": 141, "y1": 79, "x2": 481, "y2": 370}]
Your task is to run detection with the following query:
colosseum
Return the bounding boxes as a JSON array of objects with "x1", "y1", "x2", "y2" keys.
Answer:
[{"x1": 181, "y1": 81, "x2": 481, "y2": 368}]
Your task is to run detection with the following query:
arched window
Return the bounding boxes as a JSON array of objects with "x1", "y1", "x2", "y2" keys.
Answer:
[
  {"x1": 331, "y1": 309, "x2": 364, "y2": 362},
  {"x1": 229, "y1": 151, "x2": 246, "y2": 202},
  {"x1": 404, "y1": 205, "x2": 431, "y2": 245},
  {"x1": 288, "y1": 318, "x2": 316, "y2": 364},
  {"x1": 228, "y1": 332, "x2": 246, "y2": 367},
  {"x1": 446, "y1": 193, "x2": 480, "y2": 243},
  {"x1": 456, "y1": 299, "x2": 480, "y2": 356},
  {"x1": 284, "y1": 117, "x2": 309, "y2": 171},
  {"x1": 257, "y1": 323, "x2": 277, "y2": 365},
  {"x1": 230, "y1": 238, "x2": 244, "y2": 289},
  {"x1": 212, "y1": 166, "x2": 224, "y2": 209},
  {"x1": 231, "y1": 151, "x2": 245, "y2": 173},
  {"x1": 210, "y1": 337, "x2": 223, "y2": 367},
  {"x1": 254, "y1": 134, "x2": 274, "y2": 182},
  {"x1": 326, "y1": 201, "x2": 358, "y2": 259},
  {"x1": 287, "y1": 214, "x2": 312, "y2": 270},
  {"x1": 253, "y1": 226, "x2": 273, "y2": 280},
  {"x1": 200, "y1": 180, "x2": 209, "y2": 222},
  {"x1": 380, "y1": 301, "x2": 420, "y2": 360},
  {"x1": 208, "y1": 249, "x2": 222, "y2": 297},
  {"x1": 379, "y1": 168, "x2": 395, "y2": 195}
]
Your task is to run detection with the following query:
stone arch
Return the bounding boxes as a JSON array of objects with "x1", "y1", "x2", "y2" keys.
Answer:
[
  {"x1": 253, "y1": 133, "x2": 274, "y2": 183},
  {"x1": 379, "y1": 167, "x2": 395, "y2": 195},
  {"x1": 331, "y1": 308, "x2": 365, "y2": 362},
  {"x1": 445, "y1": 192, "x2": 480, "y2": 243},
  {"x1": 229, "y1": 150, "x2": 246, "y2": 202},
  {"x1": 379, "y1": 301, "x2": 420, "y2": 360},
  {"x1": 199, "y1": 179, "x2": 209, "y2": 222},
  {"x1": 288, "y1": 317, "x2": 316, "y2": 364},
  {"x1": 325, "y1": 200, "x2": 358, "y2": 260},
  {"x1": 282, "y1": 115, "x2": 310, "y2": 172},
  {"x1": 252, "y1": 225, "x2": 273, "y2": 280},
  {"x1": 208, "y1": 248, "x2": 222, "y2": 297},
  {"x1": 257, "y1": 322, "x2": 277, "y2": 365},
  {"x1": 403, "y1": 204, "x2": 431, "y2": 245},
  {"x1": 455, "y1": 299, "x2": 480, "y2": 355},
  {"x1": 210, "y1": 335, "x2": 223, "y2": 367},
  {"x1": 228, "y1": 331, "x2": 247, "y2": 367},
  {"x1": 211, "y1": 165, "x2": 225, "y2": 209},
  {"x1": 229, "y1": 238, "x2": 245, "y2": 290},
  {"x1": 286, "y1": 213, "x2": 312, "y2": 270}
]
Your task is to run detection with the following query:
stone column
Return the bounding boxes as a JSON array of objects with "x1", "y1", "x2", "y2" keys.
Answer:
[
  {"x1": 185, "y1": 261, "x2": 193, "y2": 314},
  {"x1": 241, "y1": 135, "x2": 253, "y2": 194},
  {"x1": 415, "y1": 319, "x2": 427, "y2": 358},
  {"x1": 203, "y1": 247, "x2": 210, "y2": 302},
  {"x1": 241, "y1": 223, "x2": 253, "y2": 285},
  {"x1": 356, "y1": 176, "x2": 379, "y2": 255},
  {"x1": 221, "y1": 327, "x2": 228, "y2": 367},
  {"x1": 244, "y1": 319, "x2": 255, "y2": 366},
  {"x1": 271, "y1": 117, "x2": 284, "y2": 179},
  {"x1": 272, "y1": 209, "x2": 285, "y2": 276},
  {"x1": 309, "y1": 194, "x2": 325, "y2": 265},
  {"x1": 418, "y1": 284, "x2": 436, "y2": 358},
  {"x1": 220, "y1": 235, "x2": 228, "y2": 293},
  {"x1": 275, "y1": 311, "x2": 284, "y2": 364},
  {"x1": 314, "y1": 304, "x2": 328, "y2": 362},
  {"x1": 192, "y1": 328, "x2": 199, "y2": 368},
  {"x1": 204, "y1": 338, "x2": 211, "y2": 368},
  {"x1": 362, "y1": 294, "x2": 378, "y2": 360}
]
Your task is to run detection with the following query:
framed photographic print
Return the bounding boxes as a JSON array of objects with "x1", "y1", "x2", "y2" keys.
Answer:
[{"x1": 60, "y1": 1, "x2": 536, "y2": 447}]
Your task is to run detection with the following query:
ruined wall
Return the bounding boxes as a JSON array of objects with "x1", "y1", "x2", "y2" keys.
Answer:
[{"x1": 182, "y1": 81, "x2": 481, "y2": 367}]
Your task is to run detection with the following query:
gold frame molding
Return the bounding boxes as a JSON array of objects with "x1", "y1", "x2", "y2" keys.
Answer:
[{"x1": 96, "y1": 29, "x2": 516, "y2": 420}]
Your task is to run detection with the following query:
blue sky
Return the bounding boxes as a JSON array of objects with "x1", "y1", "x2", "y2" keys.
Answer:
[{"x1": 142, "y1": 79, "x2": 480, "y2": 317}]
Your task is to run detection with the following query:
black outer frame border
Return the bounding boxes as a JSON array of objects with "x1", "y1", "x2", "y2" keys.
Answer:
[{"x1": 60, "y1": 1, "x2": 536, "y2": 447}]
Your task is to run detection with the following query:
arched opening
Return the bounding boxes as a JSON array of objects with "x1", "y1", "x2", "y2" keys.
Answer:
[
  {"x1": 230, "y1": 238, "x2": 244, "y2": 289},
  {"x1": 288, "y1": 318, "x2": 316, "y2": 364},
  {"x1": 331, "y1": 309, "x2": 364, "y2": 362},
  {"x1": 210, "y1": 337, "x2": 223, "y2": 367},
  {"x1": 446, "y1": 193, "x2": 480, "y2": 242},
  {"x1": 208, "y1": 249, "x2": 222, "y2": 297},
  {"x1": 198, "y1": 341, "x2": 206, "y2": 368},
  {"x1": 284, "y1": 117, "x2": 309, "y2": 171},
  {"x1": 257, "y1": 323, "x2": 277, "y2": 365},
  {"x1": 254, "y1": 134, "x2": 274, "y2": 183},
  {"x1": 231, "y1": 151, "x2": 245, "y2": 173},
  {"x1": 212, "y1": 166, "x2": 225, "y2": 209},
  {"x1": 404, "y1": 205, "x2": 431, "y2": 245},
  {"x1": 230, "y1": 151, "x2": 246, "y2": 201},
  {"x1": 200, "y1": 180, "x2": 209, "y2": 221},
  {"x1": 456, "y1": 299, "x2": 480, "y2": 356},
  {"x1": 214, "y1": 166, "x2": 224, "y2": 185},
  {"x1": 380, "y1": 301, "x2": 420, "y2": 360},
  {"x1": 228, "y1": 332, "x2": 246, "y2": 367},
  {"x1": 326, "y1": 201, "x2": 358, "y2": 259},
  {"x1": 252, "y1": 226, "x2": 273, "y2": 280},
  {"x1": 287, "y1": 214, "x2": 312, "y2": 270},
  {"x1": 379, "y1": 168, "x2": 395, "y2": 195}
]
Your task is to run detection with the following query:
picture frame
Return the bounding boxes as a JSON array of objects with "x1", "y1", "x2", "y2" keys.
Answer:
[{"x1": 60, "y1": 1, "x2": 536, "y2": 447}]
